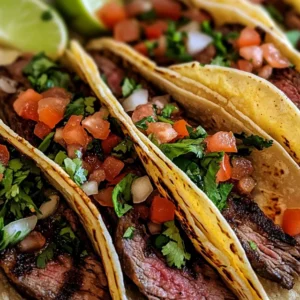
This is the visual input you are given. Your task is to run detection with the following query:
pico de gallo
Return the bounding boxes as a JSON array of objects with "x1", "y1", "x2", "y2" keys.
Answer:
[
  {"x1": 0, "y1": 52, "x2": 236, "y2": 289},
  {"x1": 0, "y1": 142, "x2": 112, "y2": 298},
  {"x1": 96, "y1": 0, "x2": 300, "y2": 108},
  {"x1": 249, "y1": 0, "x2": 300, "y2": 49}
]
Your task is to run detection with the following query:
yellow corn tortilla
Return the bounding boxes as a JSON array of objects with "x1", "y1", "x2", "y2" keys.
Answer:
[
  {"x1": 0, "y1": 119, "x2": 126, "y2": 300},
  {"x1": 81, "y1": 37, "x2": 300, "y2": 300}
]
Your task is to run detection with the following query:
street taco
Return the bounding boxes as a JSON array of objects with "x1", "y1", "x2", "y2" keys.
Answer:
[
  {"x1": 0, "y1": 52, "x2": 240, "y2": 299},
  {"x1": 92, "y1": 0, "x2": 300, "y2": 165},
  {"x1": 76, "y1": 38, "x2": 300, "y2": 299},
  {"x1": 0, "y1": 120, "x2": 122, "y2": 299}
]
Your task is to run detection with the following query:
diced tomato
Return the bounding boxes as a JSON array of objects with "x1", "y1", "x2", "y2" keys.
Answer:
[
  {"x1": 173, "y1": 119, "x2": 189, "y2": 138},
  {"x1": 216, "y1": 154, "x2": 232, "y2": 183},
  {"x1": 97, "y1": 2, "x2": 127, "y2": 29},
  {"x1": 205, "y1": 131, "x2": 238, "y2": 153},
  {"x1": 67, "y1": 144, "x2": 83, "y2": 159},
  {"x1": 0, "y1": 145, "x2": 10, "y2": 166},
  {"x1": 98, "y1": 107, "x2": 110, "y2": 119},
  {"x1": 132, "y1": 103, "x2": 156, "y2": 123},
  {"x1": 182, "y1": 8, "x2": 211, "y2": 22},
  {"x1": 146, "y1": 122, "x2": 178, "y2": 144},
  {"x1": 54, "y1": 127, "x2": 66, "y2": 148},
  {"x1": 237, "y1": 176, "x2": 256, "y2": 195},
  {"x1": 34, "y1": 122, "x2": 52, "y2": 139},
  {"x1": 102, "y1": 156, "x2": 125, "y2": 181},
  {"x1": 237, "y1": 59, "x2": 254, "y2": 73},
  {"x1": 93, "y1": 187, "x2": 114, "y2": 207},
  {"x1": 150, "y1": 0, "x2": 181, "y2": 20},
  {"x1": 150, "y1": 196, "x2": 175, "y2": 224},
  {"x1": 13, "y1": 89, "x2": 42, "y2": 121},
  {"x1": 239, "y1": 46, "x2": 263, "y2": 68},
  {"x1": 84, "y1": 155, "x2": 102, "y2": 172},
  {"x1": 62, "y1": 115, "x2": 89, "y2": 148},
  {"x1": 82, "y1": 112, "x2": 110, "y2": 140},
  {"x1": 154, "y1": 36, "x2": 167, "y2": 57},
  {"x1": 231, "y1": 157, "x2": 254, "y2": 180},
  {"x1": 237, "y1": 27, "x2": 261, "y2": 48},
  {"x1": 89, "y1": 169, "x2": 106, "y2": 184},
  {"x1": 126, "y1": 0, "x2": 152, "y2": 17},
  {"x1": 101, "y1": 134, "x2": 122, "y2": 154},
  {"x1": 41, "y1": 87, "x2": 71, "y2": 100},
  {"x1": 114, "y1": 19, "x2": 141, "y2": 42},
  {"x1": 38, "y1": 97, "x2": 70, "y2": 129},
  {"x1": 282, "y1": 209, "x2": 300, "y2": 236},
  {"x1": 107, "y1": 172, "x2": 128, "y2": 185},
  {"x1": 134, "y1": 204, "x2": 150, "y2": 220},
  {"x1": 144, "y1": 21, "x2": 168, "y2": 40},
  {"x1": 260, "y1": 43, "x2": 290, "y2": 69},
  {"x1": 258, "y1": 65, "x2": 273, "y2": 79},
  {"x1": 134, "y1": 42, "x2": 149, "y2": 56}
]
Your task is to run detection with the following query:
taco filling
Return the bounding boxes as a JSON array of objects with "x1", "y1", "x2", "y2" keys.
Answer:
[
  {"x1": 86, "y1": 48, "x2": 300, "y2": 290},
  {"x1": 0, "y1": 54, "x2": 236, "y2": 299},
  {"x1": 95, "y1": 0, "x2": 300, "y2": 108},
  {"x1": 249, "y1": 0, "x2": 300, "y2": 49},
  {"x1": 0, "y1": 142, "x2": 110, "y2": 299}
]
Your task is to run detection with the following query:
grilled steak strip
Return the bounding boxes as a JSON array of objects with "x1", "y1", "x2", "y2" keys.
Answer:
[
  {"x1": 114, "y1": 211, "x2": 235, "y2": 300},
  {"x1": 0, "y1": 202, "x2": 110, "y2": 299},
  {"x1": 223, "y1": 197, "x2": 300, "y2": 289}
]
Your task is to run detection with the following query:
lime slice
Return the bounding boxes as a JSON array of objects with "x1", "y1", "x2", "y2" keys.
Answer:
[
  {"x1": 0, "y1": 0, "x2": 67, "y2": 58},
  {"x1": 56, "y1": 0, "x2": 122, "y2": 36}
]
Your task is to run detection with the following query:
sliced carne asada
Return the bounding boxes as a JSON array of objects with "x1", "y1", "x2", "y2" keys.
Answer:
[
  {"x1": 88, "y1": 49, "x2": 300, "y2": 289},
  {"x1": 0, "y1": 142, "x2": 110, "y2": 299},
  {"x1": 0, "y1": 53, "x2": 237, "y2": 299}
]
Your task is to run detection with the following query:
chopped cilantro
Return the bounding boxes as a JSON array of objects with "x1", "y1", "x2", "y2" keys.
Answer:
[
  {"x1": 54, "y1": 151, "x2": 68, "y2": 166},
  {"x1": 8, "y1": 159, "x2": 23, "y2": 172},
  {"x1": 41, "y1": 10, "x2": 52, "y2": 21},
  {"x1": 187, "y1": 125, "x2": 207, "y2": 139},
  {"x1": 63, "y1": 158, "x2": 87, "y2": 186},
  {"x1": 122, "y1": 78, "x2": 142, "y2": 98},
  {"x1": 159, "y1": 138, "x2": 205, "y2": 161},
  {"x1": 145, "y1": 40, "x2": 158, "y2": 56},
  {"x1": 65, "y1": 98, "x2": 84, "y2": 119},
  {"x1": 249, "y1": 240, "x2": 258, "y2": 251},
  {"x1": 84, "y1": 97, "x2": 96, "y2": 115},
  {"x1": 265, "y1": 4, "x2": 283, "y2": 23},
  {"x1": 159, "y1": 221, "x2": 191, "y2": 269},
  {"x1": 165, "y1": 21, "x2": 192, "y2": 62},
  {"x1": 112, "y1": 173, "x2": 137, "y2": 217},
  {"x1": 148, "y1": 133, "x2": 160, "y2": 147},
  {"x1": 161, "y1": 104, "x2": 178, "y2": 118},
  {"x1": 137, "y1": 9, "x2": 157, "y2": 21},
  {"x1": 23, "y1": 53, "x2": 70, "y2": 92},
  {"x1": 57, "y1": 224, "x2": 80, "y2": 255},
  {"x1": 210, "y1": 55, "x2": 231, "y2": 67},
  {"x1": 157, "y1": 116, "x2": 174, "y2": 124},
  {"x1": 0, "y1": 163, "x2": 5, "y2": 175},
  {"x1": 37, "y1": 243, "x2": 56, "y2": 268},
  {"x1": 235, "y1": 132, "x2": 273, "y2": 151},
  {"x1": 135, "y1": 116, "x2": 156, "y2": 130},
  {"x1": 123, "y1": 226, "x2": 135, "y2": 239},
  {"x1": 86, "y1": 139, "x2": 103, "y2": 161},
  {"x1": 38, "y1": 132, "x2": 55, "y2": 153},
  {"x1": 286, "y1": 30, "x2": 300, "y2": 48},
  {"x1": 112, "y1": 138, "x2": 133, "y2": 159}
]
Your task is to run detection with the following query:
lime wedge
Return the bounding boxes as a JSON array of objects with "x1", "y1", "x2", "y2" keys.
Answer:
[
  {"x1": 0, "y1": 0, "x2": 67, "y2": 58},
  {"x1": 56, "y1": 0, "x2": 122, "y2": 36}
]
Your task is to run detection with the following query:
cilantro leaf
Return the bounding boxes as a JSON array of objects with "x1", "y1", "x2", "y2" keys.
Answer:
[
  {"x1": 65, "y1": 98, "x2": 84, "y2": 119},
  {"x1": 249, "y1": 240, "x2": 258, "y2": 251},
  {"x1": 210, "y1": 55, "x2": 231, "y2": 67},
  {"x1": 38, "y1": 132, "x2": 55, "y2": 153},
  {"x1": 123, "y1": 226, "x2": 135, "y2": 239},
  {"x1": 157, "y1": 116, "x2": 174, "y2": 124},
  {"x1": 54, "y1": 151, "x2": 68, "y2": 166},
  {"x1": 84, "y1": 97, "x2": 96, "y2": 115},
  {"x1": 122, "y1": 78, "x2": 142, "y2": 97},
  {"x1": 160, "y1": 138, "x2": 205, "y2": 161},
  {"x1": 137, "y1": 9, "x2": 157, "y2": 21},
  {"x1": 187, "y1": 125, "x2": 207, "y2": 139},
  {"x1": 161, "y1": 104, "x2": 178, "y2": 118},
  {"x1": 112, "y1": 173, "x2": 137, "y2": 217},
  {"x1": 0, "y1": 163, "x2": 5, "y2": 175},
  {"x1": 37, "y1": 243, "x2": 56, "y2": 268},
  {"x1": 160, "y1": 221, "x2": 191, "y2": 269},
  {"x1": 112, "y1": 138, "x2": 133, "y2": 159},
  {"x1": 235, "y1": 132, "x2": 273, "y2": 151},
  {"x1": 135, "y1": 116, "x2": 156, "y2": 130},
  {"x1": 23, "y1": 53, "x2": 70, "y2": 92},
  {"x1": 63, "y1": 158, "x2": 87, "y2": 186},
  {"x1": 286, "y1": 30, "x2": 300, "y2": 48},
  {"x1": 145, "y1": 40, "x2": 158, "y2": 56},
  {"x1": 8, "y1": 159, "x2": 23, "y2": 172}
]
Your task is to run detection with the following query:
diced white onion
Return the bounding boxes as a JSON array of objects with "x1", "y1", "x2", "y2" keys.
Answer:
[
  {"x1": 131, "y1": 175, "x2": 153, "y2": 204},
  {"x1": 151, "y1": 95, "x2": 170, "y2": 109},
  {"x1": 122, "y1": 89, "x2": 149, "y2": 112},
  {"x1": 186, "y1": 31, "x2": 213, "y2": 56},
  {"x1": 82, "y1": 181, "x2": 98, "y2": 196},
  {"x1": 38, "y1": 195, "x2": 60, "y2": 220},
  {"x1": 3, "y1": 215, "x2": 37, "y2": 245},
  {"x1": 0, "y1": 77, "x2": 17, "y2": 93},
  {"x1": 179, "y1": 21, "x2": 200, "y2": 33},
  {"x1": 148, "y1": 221, "x2": 162, "y2": 235}
]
